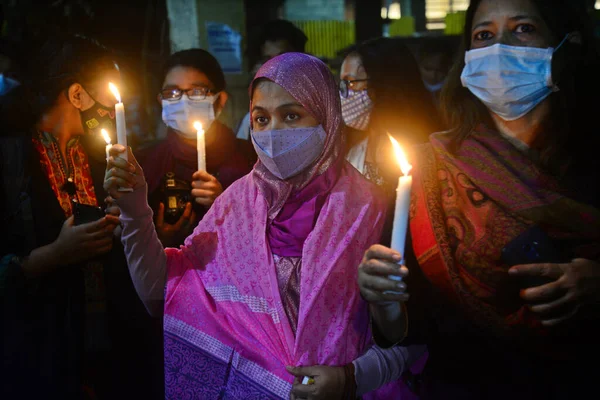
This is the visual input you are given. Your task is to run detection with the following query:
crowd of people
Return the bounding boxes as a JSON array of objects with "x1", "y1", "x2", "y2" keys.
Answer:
[{"x1": 1, "y1": 0, "x2": 599, "y2": 399}]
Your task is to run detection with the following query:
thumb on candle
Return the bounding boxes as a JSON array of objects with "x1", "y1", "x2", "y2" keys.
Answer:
[
  {"x1": 109, "y1": 143, "x2": 127, "y2": 154},
  {"x1": 192, "y1": 170, "x2": 213, "y2": 182}
]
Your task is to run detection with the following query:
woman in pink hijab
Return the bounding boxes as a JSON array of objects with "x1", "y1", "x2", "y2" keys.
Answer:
[{"x1": 105, "y1": 53, "x2": 411, "y2": 399}]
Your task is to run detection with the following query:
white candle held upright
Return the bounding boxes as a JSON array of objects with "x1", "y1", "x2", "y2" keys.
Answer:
[
  {"x1": 194, "y1": 121, "x2": 206, "y2": 171},
  {"x1": 388, "y1": 133, "x2": 413, "y2": 267},
  {"x1": 101, "y1": 129, "x2": 112, "y2": 160},
  {"x1": 108, "y1": 82, "x2": 128, "y2": 162},
  {"x1": 108, "y1": 83, "x2": 132, "y2": 192}
]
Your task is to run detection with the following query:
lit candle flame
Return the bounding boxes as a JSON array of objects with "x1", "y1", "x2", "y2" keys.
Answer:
[
  {"x1": 108, "y1": 82, "x2": 121, "y2": 103},
  {"x1": 101, "y1": 129, "x2": 111, "y2": 145},
  {"x1": 388, "y1": 133, "x2": 412, "y2": 176},
  {"x1": 193, "y1": 121, "x2": 203, "y2": 133}
]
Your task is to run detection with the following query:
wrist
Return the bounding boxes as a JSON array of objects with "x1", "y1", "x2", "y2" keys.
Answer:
[
  {"x1": 48, "y1": 239, "x2": 65, "y2": 265},
  {"x1": 343, "y1": 363, "x2": 357, "y2": 399},
  {"x1": 372, "y1": 301, "x2": 403, "y2": 321},
  {"x1": 370, "y1": 302, "x2": 408, "y2": 346},
  {"x1": 21, "y1": 242, "x2": 62, "y2": 278},
  {"x1": 117, "y1": 183, "x2": 151, "y2": 220}
]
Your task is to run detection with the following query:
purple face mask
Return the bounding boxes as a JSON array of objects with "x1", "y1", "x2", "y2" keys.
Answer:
[{"x1": 251, "y1": 125, "x2": 327, "y2": 180}]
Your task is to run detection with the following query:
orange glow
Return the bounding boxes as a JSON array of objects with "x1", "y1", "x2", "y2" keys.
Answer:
[
  {"x1": 108, "y1": 82, "x2": 121, "y2": 103},
  {"x1": 101, "y1": 129, "x2": 111, "y2": 145},
  {"x1": 388, "y1": 133, "x2": 412, "y2": 176}
]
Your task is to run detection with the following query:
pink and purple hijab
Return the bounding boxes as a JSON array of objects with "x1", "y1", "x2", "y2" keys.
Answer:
[{"x1": 162, "y1": 53, "x2": 388, "y2": 399}]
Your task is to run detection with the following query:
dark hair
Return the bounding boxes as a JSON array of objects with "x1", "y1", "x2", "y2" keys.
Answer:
[
  {"x1": 248, "y1": 19, "x2": 307, "y2": 67},
  {"x1": 259, "y1": 20, "x2": 307, "y2": 52},
  {"x1": 350, "y1": 37, "x2": 443, "y2": 145},
  {"x1": 161, "y1": 49, "x2": 226, "y2": 92},
  {"x1": 440, "y1": 0, "x2": 600, "y2": 173},
  {"x1": 1, "y1": 32, "x2": 117, "y2": 129},
  {"x1": 415, "y1": 37, "x2": 456, "y2": 73}
]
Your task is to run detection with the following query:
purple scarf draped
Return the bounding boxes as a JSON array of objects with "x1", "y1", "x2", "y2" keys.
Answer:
[{"x1": 267, "y1": 158, "x2": 341, "y2": 257}]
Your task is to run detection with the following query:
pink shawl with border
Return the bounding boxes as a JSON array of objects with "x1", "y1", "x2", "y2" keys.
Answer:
[{"x1": 162, "y1": 53, "x2": 389, "y2": 399}]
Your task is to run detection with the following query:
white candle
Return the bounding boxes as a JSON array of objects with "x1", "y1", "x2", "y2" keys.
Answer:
[
  {"x1": 391, "y1": 174, "x2": 412, "y2": 260},
  {"x1": 194, "y1": 121, "x2": 206, "y2": 171},
  {"x1": 101, "y1": 129, "x2": 112, "y2": 160},
  {"x1": 108, "y1": 83, "x2": 133, "y2": 192},
  {"x1": 109, "y1": 82, "x2": 128, "y2": 162},
  {"x1": 387, "y1": 134, "x2": 413, "y2": 286}
]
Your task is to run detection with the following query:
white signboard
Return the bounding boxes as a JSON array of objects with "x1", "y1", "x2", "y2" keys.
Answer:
[{"x1": 206, "y1": 21, "x2": 242, "y2": 74}]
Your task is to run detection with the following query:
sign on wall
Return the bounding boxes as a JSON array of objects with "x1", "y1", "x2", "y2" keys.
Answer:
[{"x1": 206, "y1": 21, "x2": 242, "y2": 74}]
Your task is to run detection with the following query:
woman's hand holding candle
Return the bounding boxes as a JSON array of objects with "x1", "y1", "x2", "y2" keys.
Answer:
[
  {"x1": 358, "y1": 244, "x2": 410, "y2": 344},
  {"x1": 358, "y1": 244, "x2": 409, "y2": 304},
  {"x1": 191, "y1": 170, "x2": 223, "y2": 207},
  {"x1": 104, "y1": 145, "x2": 145, "y2": 200}
]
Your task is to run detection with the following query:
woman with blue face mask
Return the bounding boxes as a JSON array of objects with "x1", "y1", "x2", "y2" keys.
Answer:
[
  {"x1": 358, "y1": 0, "x2": 600, "y2": 399},
  {"x1": 135, "y1": 49, "x2": 254, "y2": 247}
]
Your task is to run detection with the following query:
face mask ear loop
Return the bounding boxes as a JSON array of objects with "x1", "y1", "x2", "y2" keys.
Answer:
[
  {"x1": 80, "y1": 84, "x2": 115, "y2": 111},
  {"x1": 212, "y1": 92, "x2": 222, "y2": 119},
  {"x1": 549, "y1": 34, "x2": 573, "y2": 91},
  {"x1": 554, "y1": 33, "x2": 572, "y2": 53}
]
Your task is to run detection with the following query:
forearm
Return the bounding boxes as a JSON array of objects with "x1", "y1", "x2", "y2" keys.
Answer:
[
  {"x1": 20, "y1": 242, "x2": 62, "y2": 278},
  {"x1": 118, "y1": 184, "x2": 167, "y2": 317},
  {"x1": 370, "y1": 302, "x2": 408, "y2": 346},
  {"x1": 353, "y1": 344, "x2": 428, "y2": 397}
]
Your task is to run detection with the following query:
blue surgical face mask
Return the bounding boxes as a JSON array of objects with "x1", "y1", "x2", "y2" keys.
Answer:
[
  {"x1": 0, "y1": 74, "x2": 19, "y2": 96},
  {"x1": 460, "y1": 37, "x2": 567, "y2": 121},
  {"x1": 251, "y1": 125, "x2": 327, "y2": 180},
  {"x1": 162, "y1": 94, "x2": 219, "y2": 139},
  {"x1": 423, "y1": 79, "x2": 444, "y2": 94}
]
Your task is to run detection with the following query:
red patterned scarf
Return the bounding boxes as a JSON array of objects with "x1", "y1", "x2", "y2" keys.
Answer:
[
  {"x1": 410, "y1": 127, "x2": 600, "y2": 343},
  {"x1": 32, "y1": 131, "x2": 98, "y2": 215}
]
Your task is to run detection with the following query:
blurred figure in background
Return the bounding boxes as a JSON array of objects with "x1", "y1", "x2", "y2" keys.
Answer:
[
  {"x1": 236, "y1": 19, "x2": 308, "y2": 140},
  {"x1": 136, "y1": 49, "x2": 253, "y2": 248},
  {"x1": 247, "y1": 19, "x2": 308, "y2": 76},
  {"x1": 415, "y1": 37, "x2": 456, "y2": 107}
]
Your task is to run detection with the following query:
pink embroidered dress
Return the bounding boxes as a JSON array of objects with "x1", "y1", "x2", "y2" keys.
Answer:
[{"x1": 118, "y1": 53, "x2": 399, "y2": 398}]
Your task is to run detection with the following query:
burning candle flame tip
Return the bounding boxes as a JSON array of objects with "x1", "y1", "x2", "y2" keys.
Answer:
[
  {"x1": 108, "y1": 82, "x2": 121, "y2": 103},
  {"x1": 387, "y1": 133, "x2": 412, "y2": 176},
  {"x1": 101, "y1": 129, "x2": 111, "y2": 145},
  {"x1": 193, "y1": 121, "x2": 203, "y2": 132}
]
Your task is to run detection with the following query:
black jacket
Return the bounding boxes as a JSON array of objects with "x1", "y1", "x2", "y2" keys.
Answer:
[{"x1": 1, "y1": 132, "x2": 163, "y2": 400}]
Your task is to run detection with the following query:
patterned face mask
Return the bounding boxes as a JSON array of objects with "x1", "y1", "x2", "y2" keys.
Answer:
[
  {"x1": 251, "y1": 125, "x2": 327, "y2": 180},
  {"x1": 340, "y1": 89, "x2": 374, "y2": 131},
  {"x1": 78, "y1": 87, "x2": 115, "y2": 136}
]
